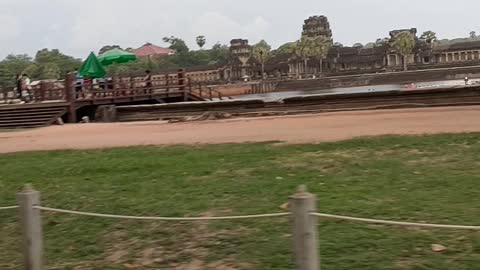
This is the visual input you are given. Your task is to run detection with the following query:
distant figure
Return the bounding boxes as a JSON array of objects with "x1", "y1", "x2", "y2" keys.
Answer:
[
  {"x1": 404, "y1": 83, "x2": 417, "y2": 91},
  {"x1": 74, "y1": 70, "x2": 83, "y2": 97},
  {"x1": 144, "y1": 70, "x2": 152, "y2": 94},
  {"x1": 83, "y1": 77, "x2": 92, "y2": 91},
  {"x1": 15, "y1": 74, "x2": 22, "y2": 99},
  {"x1": 21, "y1": 74, "x2": 32, "y2": 102},
  {"x1": 464, "y1": 76, "x2": 469, "y2": 85}
]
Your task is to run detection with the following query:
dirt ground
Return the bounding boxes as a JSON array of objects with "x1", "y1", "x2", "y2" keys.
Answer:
[{"x1": 1, "y1": 106, "x2": 480, "y2": 154}]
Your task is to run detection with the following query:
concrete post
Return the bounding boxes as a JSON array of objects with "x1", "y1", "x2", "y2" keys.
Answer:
[
  {"x1": 290, "y1": 185, "x2": 320, "y2": 270},
  {"x1": 17, "y1": 185, "x2": 43, "y2": 270}
]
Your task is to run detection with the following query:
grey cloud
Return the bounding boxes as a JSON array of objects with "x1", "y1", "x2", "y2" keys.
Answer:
[{"x1": 1, "y1": 0, "x2": 479, "y2": 59}]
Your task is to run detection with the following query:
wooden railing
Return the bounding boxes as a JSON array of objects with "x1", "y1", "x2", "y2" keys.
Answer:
[
  {"x1": 0, "y1": 69, "x2": 228, "y2": 105},
  {"x1": 74, "y1": 80, "x2": 187, "y2": 101},
  {"x1": 0, "y1": 89, "x2": 14, "y2": 104},
  {"x1": 32, "y1": 82, "x2": 66, "y2": 102},
  {"x1": 187, "y1": 79, "x2": 232, "y2": 100},
  {"x1": 248, "y1": 81, "x2": 279, "y2": 94},
  {"x1": 1, "y1": 82, "x2": 67, "y2": 104}
]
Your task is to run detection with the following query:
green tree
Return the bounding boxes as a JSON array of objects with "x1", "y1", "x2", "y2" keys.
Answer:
[
  {"x1": 470, "y1": 31, "x2": 477, "y2": 39},
  {"x1": 98, "y1": 45, "x2": 122, "y2": 55},
  {"x1": 163, "y1": 36, "x2": 189, "y2": 53},
  {"x1": 23, "y1": 64, "x2": 41, "y2": 79},
  {"x1": 294, "y1": 37, "x2": 313, "y2": 74},
  {"x1": 391, "y1": 31, "x2": 416, "y2": 71},
  {"x1": 375, "y1": 38, "x2": 390, "y2": 47},
  {"x1": 333, "y1": 42, "x2": 344, "y2": 47},
  {"x1": 196, "y1": 36, "x2": 206, "y2": 49},
  {"x1": 209, "y1": 43, "x2": 229, "y2": 64},
  {"x1": 0, "y1": 54, "x2": 33, "y2": 88},
  {"x1": 40, "y1": 63, "x2": 61, "y2": 79},
  {"x1": 310, "y1": 36, "x2": 331, "y2": 74},
  {"x1": 34, "y1": 49, "x2": 82, "y2": 76},
  {"x1": 273, "y1": 42, "x2": 296, "y2": 55},
  {"x1": 420, "y1": 31, "x2": 437, "y2": 44},
  {"x1": 353, "y1": 43, "x2": 363, "y2": 48},
  {"x1": 253, "y1": 40, "x2": 272, "y2": 78}
]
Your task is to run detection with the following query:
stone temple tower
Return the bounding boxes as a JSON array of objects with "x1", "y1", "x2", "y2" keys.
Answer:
[{"x1": 302, "y1": 15, "x2": 332, "y2": 40}]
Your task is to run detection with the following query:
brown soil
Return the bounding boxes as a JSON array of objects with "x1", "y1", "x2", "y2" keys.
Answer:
[{"x1": 1, "y1": 106, "x2": 480, "y2": 153}]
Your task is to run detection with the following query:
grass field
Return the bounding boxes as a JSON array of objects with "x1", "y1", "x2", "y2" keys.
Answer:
[{"x1": 1, "y1": 133, "x2": 480, "y2": 270}]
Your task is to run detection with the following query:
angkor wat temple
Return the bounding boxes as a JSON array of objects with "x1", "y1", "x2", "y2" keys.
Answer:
[{"x1": 212, "y1": 15, "x2": 480, "y2": 82}]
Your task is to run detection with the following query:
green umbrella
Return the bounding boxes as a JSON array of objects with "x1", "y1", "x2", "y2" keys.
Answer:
[
  {"x1": 79, "y1": 52, "x2": 106, "y2": 78},
  {"x1": 98, "y1": 48, "x2": 137, "y2": 66}
]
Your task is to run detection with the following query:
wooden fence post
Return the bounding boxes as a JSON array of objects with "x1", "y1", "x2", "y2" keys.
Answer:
[
  {"x1": 165, "y1": 75, "x2": 170, "y2": 93},
  {"x1": 187, "y1": 78, "x2": 192, "y2": 93},
  {"x1": 177, "y1": 69, "x2": 187, "y2": 101},
  {"x1": 39, "y1": 81, "x2": 47, "y2": 102},
  {"x1": 290, "y1": 185, "x2": 320, "y2": 270},
  {"x1": 65, "y1": 73, "x2": 76, "y2": 123},
  {"x1": 17, "y1": 184, "x2": 43, "y2": 270}
]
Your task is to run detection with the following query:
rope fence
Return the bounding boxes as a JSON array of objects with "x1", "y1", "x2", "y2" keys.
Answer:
[
  {"x1": 29, "y1": 206, "x2": 480, "y2": 230},
  {"x1": 4, "y1": 185, "x2": 480, "y2": 270},
  {"x1": 311, "y1": 213, "x2": 480, "y2": 231},
  {"x1": 0, "y1": 205, "x2": 18, "y2": 210},
  {"x1": 34, "y1": 206, "x2": 290, "y2": 221}
]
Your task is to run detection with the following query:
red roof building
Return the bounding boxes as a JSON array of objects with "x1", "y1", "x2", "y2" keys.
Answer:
[{"x1": 133, "y1": 43, "x2": 175, "y2": 57}]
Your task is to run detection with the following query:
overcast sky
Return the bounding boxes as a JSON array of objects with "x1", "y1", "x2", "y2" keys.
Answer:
[{"x1": 1, "y1": 0, "x2": 479, "y2": 60}]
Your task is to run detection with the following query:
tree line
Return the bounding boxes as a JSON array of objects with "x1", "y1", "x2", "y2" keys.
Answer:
[
  {"x1": 0, "y1": 37, "x2": 230, "y2": 89},
  {"x1": 0, "y1": 49, "x2": 82, "y2": 89},
  {"x1": 1, "y1": 30, "x2": 478, "y2": 89}
]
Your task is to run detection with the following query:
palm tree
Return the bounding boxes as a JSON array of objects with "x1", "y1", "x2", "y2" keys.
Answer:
[
  {"x1": 253, "y1": 40, "x2": 272, "y2": 79},
  {"x1": 310, "y1": 36, "x2": 331, "y2": 74},
  {"x1": 333, "y1": 42, "x2": 343, "y2": 47},
  {"x1": 420, "y1": 31, "x2": 437, "y2": 44},
  {"x1": 375, "y1": 38, "x2": 390, "y2": 47},
  {"x1": 196, "y1": 36, "x2": 206, "y2": 49},
  {"x1": 391, "y1": 31, "x2": 416, "y2": 71},
  {"x1": 295, "y1": 37, "x2": 313, "y2": 74}
]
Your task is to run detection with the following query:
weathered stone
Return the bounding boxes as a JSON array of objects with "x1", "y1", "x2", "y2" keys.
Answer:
[
  {"x1": 55, "y1": 118, "x2": 64, "y2": 126},
  {"x1": 95, "y1": 105, "x2": 117, "y2": 122},
  {"x1": 431, "y1": 244, "x2": 447, "y2": 252},
  {"x1": 81, "y1": 116, "x2": 90, "y2": 123}
]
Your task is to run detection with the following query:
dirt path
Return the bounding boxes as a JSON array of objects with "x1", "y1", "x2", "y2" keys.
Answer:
[{"x1": 1, "y1": 106, "x2": 480, "y2": 153}]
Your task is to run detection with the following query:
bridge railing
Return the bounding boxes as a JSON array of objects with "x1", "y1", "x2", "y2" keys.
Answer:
[
  {"x1": 31, "y1": 81, "x2": 67, "y2": 102},
  {"x1": 187, "y1": 79, "x2": 235, "y2": 100},
  {"x1": 0, "y1": 81, "x2": 67, "y2": 104},
  {"x1": 75, "y1": 85, "x2": 186, "y2": 101},
  {"x1": 0, "y1": 69, "x2": 213, "y2": 105}
]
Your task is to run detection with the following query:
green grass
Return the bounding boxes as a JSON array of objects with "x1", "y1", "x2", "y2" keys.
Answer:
[{"x1": 1, "y1": 134, "x2": 480, "y2": 269}]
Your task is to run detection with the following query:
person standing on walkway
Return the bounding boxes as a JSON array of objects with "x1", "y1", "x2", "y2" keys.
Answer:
[
  {"x1": 21, "y1": 74, "x2": 32, "y2": 102},
  {"x1": 144, "y1": 70, "x2": 152, "y2": 94},
  {"x1": 15, "y1": 74, "x2": 23, "y2": 100}
]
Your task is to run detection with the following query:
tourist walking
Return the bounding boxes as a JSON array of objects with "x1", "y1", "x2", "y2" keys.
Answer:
[
  {"x1": 144, "y1": 70, "x2": 152, "y2": 94},
  {"x1": 15, "y1": 74, "x2": 22, "y2": 100},
  {"x1": 21, "y1": 74, "x2": 32, "y2": 102}
]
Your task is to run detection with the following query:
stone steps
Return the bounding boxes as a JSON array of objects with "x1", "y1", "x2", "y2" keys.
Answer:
[{"x1": 0, "y1": 103, "x2": 67, "y2": 129}]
